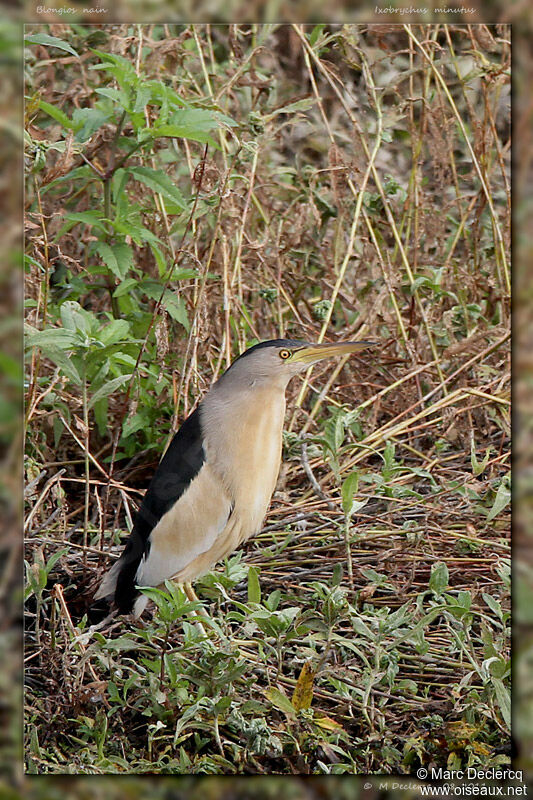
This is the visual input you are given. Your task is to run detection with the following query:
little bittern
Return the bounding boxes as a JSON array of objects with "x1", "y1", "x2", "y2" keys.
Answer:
[{"x1": 95, "y1": 339, "x2": 374, "y2": 615}]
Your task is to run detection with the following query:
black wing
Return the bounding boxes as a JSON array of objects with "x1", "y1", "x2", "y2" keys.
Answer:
[{"x1": 114, "y1": 404, "x2": 205, "y2": 612}]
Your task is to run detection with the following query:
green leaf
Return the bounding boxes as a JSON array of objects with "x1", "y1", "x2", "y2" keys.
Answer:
[
  {"x1": 93, "y1": 397, "x2": 108, "y2": 437},
  {"x1": 147, "y1": 123, "x2": 217, "y2": 147},
  {"x1": 150, "y1": 243, "x2": 167, "y2": 277},
  {"x1": 161, "y1": 291, "x2": 189, "y2": 330},
  {"x1": 71, "y1": 107, "x2": 110, "y2": 142},
  {"x1": 45, "y1": 548, "x2": 69, "y2": 575},
  {"x1": 112, "y1": 218, "x2": 161, "y2": 246},
  {"x1": 482, "y1": 593, "x2": 503, "y2": 620},
  {"x1": 95, "y1": 241, "x2": 120, "y2": 279},
  {"x1": 341, "y1": 470, "x2": 359, "y2": 516},
  {"x1": 40, "y1": 165, "x2": 93, "y2": 195},
  {"x1": 383, "y1": 439, "x2": 396, "y2": 478},
  {"x1": 470, "y1": 437, "x2": 492, "y2": 477},
  {"x1": 95, "y1": 241, "x2": 132, "y2": 281},
  {"x1": 89, "y1": 374, "x2": 132, "y2": 408},
  {"x1": 36, "y1": 99, "x2": 73, "y2": 130},
  {"x1": 88, "y1": 358, "x2": 109, "y2": 386},
  {"x1": 103, "y1": 636, "x2": 145, "y2": 653},
  {"x1": 146, "y1": 81, "x2": 186, "y2": 111},
  {"x1": 50, "y1": 349, "x2": 83, "y2": 385},
  {"x1": 429, "y1": 561, "x2": 449, "y2": 595},
  {"x1": 264, "y1": 687, "x2": 296, "y2": 718},
  {"x1": 134, "y1": 85, "x2": 151, "y2": 113},
  {"x1": 267, "y1": 97, "x2": 316, "y2": 118},
  {"x1": 25, "y1": 325, "x2": 80, "y2": 350},
  {"x1": 457, "y1": 590, "x2": 472, "y2": 610},
  {"x1": 95, "y1": 87, "x2": 130, "y2": 106},
  {"x1": 26, "y1": 340, "x2": 82, "y2": 385},
  {"x1": 113, "y1": 277, "x2": 139, "y2": 297},
  {"x1": 112, "y1": 242, "x2": 134, "y2": 278},
  {"x1": 112, "y1": 352, "x2": 137, "y2": 370},
  {"x1": 65, "y1": 210, "x2": 106, "y2": 230},
  {"x1": 25, "y1": 33, "x2": 79, "y2": 57},
  {"x1": 112, "y1": 168, "x2": 130, "y2": 204},
  {"x1": 25, "y1": 561, "x2": 45, "y2": 596},
  {"x1": 333, "y1": 412, "x2": 346, "y2": 451},
  {"x1": 496, "y1": 559, "x2": 510, "y2": 589},
  {"x1": 53, "y1": 415, "x2": 64, "y2": 448},
  {"x1": 59, "y1": 300, "x2": 87, "y2": 332},
  {"x1": 309, "y1": 24, "x2": 326, "y2": 46},
  {"x1": 98, "y1": 318, "x2": 131, "y2": 346},
  {"x1": 265, "y1": 589, "x2": 281, "y2": 611},
  {"x1": 491, "y1": 677, "x2": 510, "y2": 728},
  {"x1": 121, "y1": 409, "x2": 147, "y2": 439},
  {"x1": 88, "y1": 49, "x2": 137, "y2": 84},
  {"x1": 146, "y1": 108, "x2": 237, "y2": 147},
  {"x1": 172, "y1": 107, "x2": 237, "y2": 131},
  {"x1": 94, "y1": 87, "x2": 122, "y2": 101},
  {"x1": 351, "y1": 616, "x2": 375, "y2": 639},
  {"x1": 247, "y1": 566, "x2": 261, "y2": 604},
  {"x1": 129, "y1": 166, "x2": 187, "y2": 210},
  {"x1": 486, "y1": 479, "x2": 511, "y2": 521},
  {"x1": 322, "y1": 419, "x2": 336, "y2": 455}
]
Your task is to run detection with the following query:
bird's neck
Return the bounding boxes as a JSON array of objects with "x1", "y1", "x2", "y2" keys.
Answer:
[{"x1": 202, "y1": 383, "x2": 287, "y2": 517}]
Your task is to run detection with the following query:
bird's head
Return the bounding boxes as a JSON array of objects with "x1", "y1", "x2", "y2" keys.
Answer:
[{"x1": 222, "y1": 338, "x2": 377, "y2": 388}]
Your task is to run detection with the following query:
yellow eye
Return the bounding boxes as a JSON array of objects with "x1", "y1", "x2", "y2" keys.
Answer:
[{"x1": 279, "y1": 349, "x2": 291, "y2": 360}]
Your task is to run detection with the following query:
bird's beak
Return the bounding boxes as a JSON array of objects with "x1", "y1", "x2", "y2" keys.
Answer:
[{"x1": 291, "y1": 340, "x2": 377, "y2": 365}]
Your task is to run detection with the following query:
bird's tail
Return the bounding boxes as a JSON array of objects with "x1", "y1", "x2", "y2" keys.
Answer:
[
  {"x1": 94, "y1": 557, "x2": 149, "y2": 618},
  {"x1": 93, "y1": 558, "x2": 122, "y2": 602}
]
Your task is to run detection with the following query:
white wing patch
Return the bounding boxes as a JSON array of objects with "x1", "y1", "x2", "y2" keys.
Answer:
[{"x1": 135, "y1": 462, "x2": 232, "y2": 589}]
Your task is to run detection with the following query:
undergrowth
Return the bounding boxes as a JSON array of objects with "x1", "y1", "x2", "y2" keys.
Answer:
[{"x1": 24, "y1": 23, "x2": 510, "y2": 774}]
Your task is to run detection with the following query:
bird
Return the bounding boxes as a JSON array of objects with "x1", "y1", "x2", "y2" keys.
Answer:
[{"x1": 95, "y1": 338, "x2": 375, "y2": 617}]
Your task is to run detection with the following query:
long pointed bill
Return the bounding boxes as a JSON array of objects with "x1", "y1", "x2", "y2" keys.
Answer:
[{"x1": 291, "y1": 340, "x2": 377, "y2": 365}]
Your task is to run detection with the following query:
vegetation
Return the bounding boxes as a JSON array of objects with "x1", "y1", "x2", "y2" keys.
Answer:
[{"x1": 24, "y1": 23, "x2": 510, "y2": 774}]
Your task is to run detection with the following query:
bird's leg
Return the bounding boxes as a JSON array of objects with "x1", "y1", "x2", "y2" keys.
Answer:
[
  {"x1": 182, "y1": 582, "x2": 233, "y2": 645},
  {"x1": 184, "y1": 581, "x2": 210, "y2": 616},
  {"x1": 183, "y1": 581, "x2": 210, "y2": 636},
  {"x1": 183, "y1": 581, "x2": 200, "y2": 604}
]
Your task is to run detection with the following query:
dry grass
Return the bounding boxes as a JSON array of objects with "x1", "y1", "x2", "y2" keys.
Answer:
[{"x1": 24, "y1": 23, "x2": 510, "y2": 774}]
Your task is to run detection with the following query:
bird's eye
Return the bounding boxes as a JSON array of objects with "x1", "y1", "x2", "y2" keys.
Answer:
[{"x1": 279, "y1": 349, "x2": 291, "y2": 360}]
